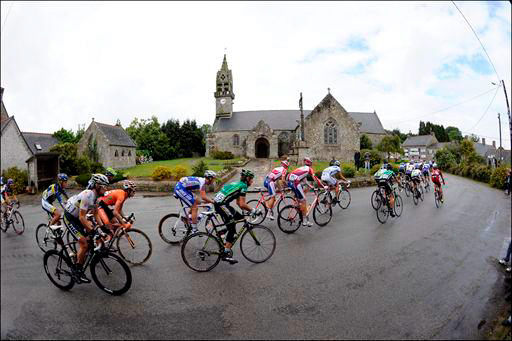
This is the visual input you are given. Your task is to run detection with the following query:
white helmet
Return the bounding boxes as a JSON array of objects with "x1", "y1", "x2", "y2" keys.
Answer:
[
  {"x1": 204, "y1": 170, "x2": 217, "y2": 178},
  {"x1": 91, "y1": 173, "x2": 109, "y2": 186}
]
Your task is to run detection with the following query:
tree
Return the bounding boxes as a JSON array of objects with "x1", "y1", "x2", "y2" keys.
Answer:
[
  {"x1": 419, "y1": 121, "x2": 427, "y2": 135},
  {"x1": 387, "y1": 128, "x2": 407, "y2": 143},
  {"x1": 445, "y1": 126, "x2": 462, "y2": 142},
  {"x1": 53, "y1": 128, "x2": 76, "y2": 144},
  {"x1": 360, "y1": 134, "x2": 373, "y2": 149},
  {"x1": 50, "y1": 143, "x2": 79, "y2": 175},
  {"x1": 377, "y1": 135, "x2": 403, "y2": 159},
  {"x1": 126, "y1": 116, "x2": 172, "y2": 160},
  {"x1": 464, "y1": 134, "x2": 479, "y2": 143}
]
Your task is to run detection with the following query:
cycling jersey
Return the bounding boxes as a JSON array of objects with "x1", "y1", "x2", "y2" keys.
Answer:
[
  {"x1": 431, "y1": 169, "x2": 443, "y2": 184},
  {"x1": 321, "y1": 166, "x2": 340, "y2": 186},
  {"x1": 374, "y1": 169, "x2": 394, "y2": 181},
  {"x1": 42, "y1": 183, "x2": 67, "y2": 205},
  {"x1": 178, "y1": 176, "x2": 207, "y2": 191},
  {"x1": 214, "y1": 181, "x2": 248, "y2": 205},
  {"x1": 289, "y1": 166, "x2": 315, "y2": 184},
  {"x1": 64, "y1": 189, "x2": 98, "y2": 218},
  {"x1": 414, "y1": 163, "x2": 422, "y2": 170},
  {"x1": 266, "y1": 166, "x2": 286, "y2": 182},
  {"x1": 411, "y1": 169, "x2": 422, "y2": 183},
  {"x1": 98, "y1": 189, "x2": 127, "y2": 206},
  {"x1": 173, "y1": 177, "x2": 207, "y2": 207},
  {"x1": 405, "y1": 164, "x2": 415, "y2": 175}
]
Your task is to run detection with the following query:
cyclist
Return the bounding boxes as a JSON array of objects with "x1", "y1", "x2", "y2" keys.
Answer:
[
  {"x1": 411, "y1": 166, "x2": 423, "y2": 198},
  {"x1": 321, "y1": 160, "x2": 350, "y2": 205},
  {"x1": 97, "y1": 180, "x2": 137, "y2": 238},
  {"x1": 1, "y1": 178, "x2": 17, "y2": 205},
  {"x1": 373, "y1": 163, "x2": 397, "y2": 217},
  {"x1": 288, "y1": 157, "x2": 328, "y2": 227},
  {"x1": 173, "y1": 170, "x2": 217, "y2": 234},
  {"x1": 213, "y1": 169, "x2": 257, "y2": 264},
  {"x1": 431, "y1": 163, "x2": 446, "y2": 202},
  {"x1": 422, "y1": 161, "x2": 431, "y2": 186},
  {"x1": 86, "y1": 167, "x2": 117, "y2": 190},
  {"x1": 64, "y1": 174, "x2": 109, "y2": 283},
  {"x1": 397, "y1": 162, "x2": 406, "y2": 185},
  {"x1": 41, "y1": 173, "x2": 69, "y2": 227},
  {"x1": 405, "y1": 160, "x2": 415, "y2": 184},
  {"x1": 263, "y1": 160, "x2": 289, "y2": 220}
]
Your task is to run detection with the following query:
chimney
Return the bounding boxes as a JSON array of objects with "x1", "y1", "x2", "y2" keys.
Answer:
[
  {"x1": 482, "y1": 138, "x2": 486, "y2": 145},
  {"x1": 492, "y1": 140, "x2": 496, "y2": 148}
]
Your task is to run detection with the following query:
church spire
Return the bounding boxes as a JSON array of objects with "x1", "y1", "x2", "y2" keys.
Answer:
[
  {"x1": 215, "y1": 54, "x2": 235, "y2": 119},
  {"x1": 221, "y1": 53, "x2": 229, "y2": 71}
]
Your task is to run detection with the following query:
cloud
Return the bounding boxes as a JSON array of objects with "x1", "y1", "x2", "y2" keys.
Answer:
[{"x1": 1, "y1": 1, "x2": 510, "y2": 148}]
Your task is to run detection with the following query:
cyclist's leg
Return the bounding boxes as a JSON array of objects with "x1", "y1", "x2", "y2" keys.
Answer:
[
  {"x1": 64, "y1": 211, "x2": 89, "y2": 266},
  {"x1": 42, "y1": 199, "x2": 59, "y2": 226},
  {"x1": 264, "y1": 179, "x2": 276, "y2": 211}
]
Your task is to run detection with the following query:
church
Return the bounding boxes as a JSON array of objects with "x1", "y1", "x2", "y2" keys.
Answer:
[{"x1": 206, "y1": 55, "x2": 387, "y2": 162}]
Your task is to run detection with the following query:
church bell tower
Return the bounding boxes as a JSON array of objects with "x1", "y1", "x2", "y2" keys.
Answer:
[{"x1": 214, "y1": 54, "x2": 235, "y2": 119}]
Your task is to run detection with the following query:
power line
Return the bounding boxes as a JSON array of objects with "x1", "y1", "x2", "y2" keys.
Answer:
[
  {"x1": 451, "y1": 1, "x2": 500, "y2": 82},
  {"x1": 1, "y1": 1, "x2": 14, "y2": 37},
  {"x1": 467, "y1": 84, "x2": 500, "y2": 131},
  {"x1": 390, "y1": 86, "x2": 498, "y2": 124}
]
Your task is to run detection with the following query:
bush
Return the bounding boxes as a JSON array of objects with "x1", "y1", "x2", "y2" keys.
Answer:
[
  {"x1": 191, "y1": 160, "x2": 208, "y2": 177},
  {"x1": 490, "y1": 166, "x2": 509, "y2": 189},
  {"x1": 75, "y1": 173, "x2": 92, "y2": 188},
  {"x1": 435, "y1": 148, "x2": 457, "y2": 171},
  {"x1": 111, "y1": 172, "x2": 127, "y2": 184},
  {"x1": 1, "y1": 167, "x2": 28, "y2": 194},
  {"x1": 76, "y1": 156, "x2": 91, "y2": 174},
  {"x1": 370, "y1": 164, "x2": 381, "y2": 175},
  {"x1": 151, "y1": 166, "x2": 173, "y2": 181},
  {"x1": 50, "y1": 142, "x2": 78, "y2": 175},
  {"x1": 341, "y1": 164, "x2": 356, "y2": 178},
  {"x1": 212, "y1": 149, "x2": 234, "y2": 160},
  {"x1": 473, "y1": 165, "x2": 492, "y2": 183},
  {"x1": 171, "y1": 165, "x2": 188, "y2": 180},
  {"x1": 90, "y1": 162, "x2": 105, "y2": 174}
]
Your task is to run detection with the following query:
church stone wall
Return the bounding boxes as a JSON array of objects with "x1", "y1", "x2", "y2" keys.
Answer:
[
  {"x1": 364, "y1": 133, "x2": 386, "y2": 148},
  {"x1": 303, "y1": 95, "x2": 360, "y2": 162},
  {"x1": 206, "y1": 131, "x2": 250, "y2": 157}
]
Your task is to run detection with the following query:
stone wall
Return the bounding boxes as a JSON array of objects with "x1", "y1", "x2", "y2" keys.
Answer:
[
  {"x1": 0, "y1": 120, "x2": 33, "y2": 172},
  {"x1": 364, "y1": 133, "x2": 386, "y2": 148},
  {"x1": 107, "y1": 146, "x2": 136, "y2": 169},
  {"x1": 303, "y1": 94, "x2": 360, "y2": 162},
  {"x1": 206, "y1": 131, "x2": 250, "y2": 157}
]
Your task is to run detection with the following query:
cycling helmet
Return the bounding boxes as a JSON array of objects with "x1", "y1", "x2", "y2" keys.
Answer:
[
  {"x1": 386, "y1": 164, "x2": 393, "y2": 171},
  {"x1": 432, "y1": 163, "x2": 438, "y2": 169},
  {"x1": 57, "y1": 173, "x2": 68, "y2": 181},
  {"x1": 281, "y1": 160, "x2": 290, "y2": 168},
  {"x1": 7, "y1": 178, "x2": 14, "y2": 185},
  {"x1": 105, "y1": 167, "x2": 117, "y2": 177},
  {"x1": 304, "y1": 157, "x2": 312, "y2": 166},
  {"x1": 204, "y1": 170, "x2": 217, "y2": 178},
  {"x1": 122, "y1": 180, "x2": 136, "y2": 190},
  {"x1": 90, "y1": 174, "x2": 109, "y2": 186},
  {"x1": 333, "y1": 160, "x2": 341, "y2": 167},
  {"x1": 241, "y1": 169, "x2": 255, "y2": 178},
  {"x1": 0, "y1": 176, "x2": 3, "y2": 185}
]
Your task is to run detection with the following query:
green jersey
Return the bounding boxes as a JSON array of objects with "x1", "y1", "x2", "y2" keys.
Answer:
[
  {"x1": 214, "y1": 181, "x2": 248, "y2": 205},
  {"x1": 374, "y1": 169, "x2": 394, "y2": 180}
]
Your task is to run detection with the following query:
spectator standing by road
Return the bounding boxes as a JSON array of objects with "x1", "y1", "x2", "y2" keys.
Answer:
[
  {"x1": 354, "y1": 151, "x2": 361, "y2": 170},
  {"x1": 499, "y1": 240, "x2": 512, "y2": 272},
  {"x1": 505, "y1": 169, "x2": 511, "y2": 196},
  {"x1": 364, "y1": 152, "x2": 371, "y2": 171}
]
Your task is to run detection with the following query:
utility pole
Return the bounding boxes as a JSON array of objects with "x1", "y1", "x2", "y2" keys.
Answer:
[
  {"x1": 299, "y1": 92, "x2": 304, "y2": 141},
  {"x1": 498, "y1": 113, "x2": 502, "y2": 149},
  {"x1": 501, "y1": 80, "x2": 511, "y2": 153}
]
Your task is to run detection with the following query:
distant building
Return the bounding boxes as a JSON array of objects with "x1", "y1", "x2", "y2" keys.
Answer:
[
  {"x1": 401, "y1": 133, "x2": 439, "y2": 160},
  {"x1": 474, "y1": 138, "x2": 498, "y2": 167},
  {"x1": 77, "y1": 119, "x2": 136, "y2": 169}
]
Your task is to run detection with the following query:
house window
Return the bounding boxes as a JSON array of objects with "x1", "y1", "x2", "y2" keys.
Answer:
[
  {"x1": 35, "y1": 143, "x2": 42, "y2": 151},
  {"x1": 324, "y1": 118, "x2": 338, "y2": 145},
  {"x1": 121, "y1": 150, "x2": 125, "y2": 157},
  {"x1": 115, "y1": 149, "x2": 119, "y2": 157},
  {"x1": 233, "y1": 134, "x2": 239, "y2": 146},
  {"x1": 128, "y1": 150, "x2": 131, "y2": 156}
]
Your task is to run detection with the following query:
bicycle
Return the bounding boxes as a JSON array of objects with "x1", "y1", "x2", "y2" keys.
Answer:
[
  {"x1": 36, "y1": 213, "x2": 68, "y2": 253},
  {"x1": 158, "y1": 202, "x2": 218, "y2": 245},
  {"x1": 43, "y1": 225, "x2": 132, "y2": 295},
  {"x1": 325, "y1": 181, "x2": 351, "y2": 209},
  {"x1": 65, "y1": 212, "x2": 152, "y2": 265},
  {"x1": 181, "y1": 212, "x2": 276, "y2": 272},
  {"x1": 246, "y1": 187, "x2": 293, "y2": 224},
  {"x1": 277, "y1": 185, "x2": 332, "y2": 234},
  {"x1": 411, "y1": 180, "x2": 424, "y2": 205},
  {"x1": 434, "y1": 183, "x2": 446, "y2": 208},
  {"x1": 375, "y1": 185, "x2": 403, "y2": 224},
  {"x1": 371, "y1": 186, "x2": 386, "y2": 210},
  {"x1": 0, "y1": 201, "x2": 25, "y2": 234}
]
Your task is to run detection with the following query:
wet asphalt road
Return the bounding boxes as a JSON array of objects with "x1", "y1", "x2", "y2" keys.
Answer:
[{"x1": 1, "y1": 173, "x2": 511, "y2": 340}]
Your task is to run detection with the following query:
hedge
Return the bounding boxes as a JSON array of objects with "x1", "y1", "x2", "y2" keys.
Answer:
[{"x1": 1, "y1": 167, "x2": 28, "y2": 194}]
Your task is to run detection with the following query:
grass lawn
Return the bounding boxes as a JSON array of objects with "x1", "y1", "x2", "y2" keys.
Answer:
[{"x1": 122, "y1": 157, "x2": 244, "y2": 178}]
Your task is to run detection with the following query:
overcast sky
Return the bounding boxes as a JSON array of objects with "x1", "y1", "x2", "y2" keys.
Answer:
[{"x1": 1, "y1": 1, "x2": 511, "y2": 148}]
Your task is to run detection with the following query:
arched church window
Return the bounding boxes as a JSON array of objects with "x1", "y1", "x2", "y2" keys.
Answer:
[
  {"x1": 233, "y1": 134, "x2": 240, "y2": 146},
  {"x1": 115, "y1": 149, "x2": 119, "y2": 157},
  {"x1": 128, "y1": 150, "x2": 132, "y2": 156},
  {"x1": 121, "y1": 150, "x2": 125, "y2": 157},
  {"x1": 324, "y1": 119, "x2": 338, "y2": 145}
]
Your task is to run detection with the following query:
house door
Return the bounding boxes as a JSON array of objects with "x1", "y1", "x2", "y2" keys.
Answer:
[{"x1": 255, "y1": 138, "x2": 270, "y2": 158}]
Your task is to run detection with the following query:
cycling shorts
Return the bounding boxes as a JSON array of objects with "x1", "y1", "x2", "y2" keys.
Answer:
[
  {"x1": 378, "y1": 180, "x2": 393, "y2": 194},
  {"x1": 422, "y1": 170, "x2": 429, "y2": 176},
  {"x1": 263, "y1": 177, "x2": 276, "y2": 197},
  {"x1": 41, "y1": 199, "x2": 58, "y2": 215},
  {"x1": 321, "y1": 175, "x2": 337, "y2": 186},
  {"x1": 288, "y1": 180, "x2": 305, "y2": 201},
  {"x1": 173, "y1": 182, "x2": 194, "y2": 207},
  {"x1": 64, "y1": 210, "x2": 87, "y2": 239},
  {"x1": 432, "y1": 178, "x2": 442, "y2": 187}
]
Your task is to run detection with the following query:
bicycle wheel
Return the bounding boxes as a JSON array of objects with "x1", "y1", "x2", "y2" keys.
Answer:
[
  {"x1": 36, "y1": 223, "x2": 58, "y2": 253},
  {"x1": 419, "y1": 186, "x2": 424, "y2": 201},
  {"x1": 394, "y1": 195, "x2": 403, "y2": 217},
  {"x1": 277, "y1": 196, "x2": 295, "y2": 214},
  {"x1": 11, "y1": 211, "x2": 25, "y2": 235},
  {"x1": 434, "y1": 190, "x2": 441, "y2": 208},
  {"x1": 116, "y1": 228, "x2": 153, "y2": 265},
  {"x1": 240, "y1": 225, "x2": 276, "y2": 263},
  {"x1": 43, "y1": 250, "x2": 75, "y2": 291},
  {"x1": 376, "y1": 203, "x2": 389, "y2": 224},
  {"x1": 371, "y1": 189, "x2": 382, "y2": 210},
  {"x1": 404, "y1": 183, "x2": 411, "y2": 198},
  {"x1": 313, "y1": 195, "x2": 332, "y2": 226},
  {"x1": 246, "y1": 199, "x2": 268, "y2": 225},
  {"x1": 90, "y1": 252, "x2": 132, "y2": 296},
  {"x1": 65, "y1": 229, "x2": 78, "y2": 254},
  {"x1": 158, "y1": 213, "x2": 190, "y2": 245},
  {"x1": 337, "y1": 188, "x2": 351, "y2": 209},
  {"x1": 277, "y1": 205, "x2": 302, "y2": 234},
  {"x1": 181, "y1": 232, "x2": 222, "y2": 272}
]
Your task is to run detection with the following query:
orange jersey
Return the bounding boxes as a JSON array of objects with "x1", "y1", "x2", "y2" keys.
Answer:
[{"x1": 98, "y1": 189, "x2": 127, "y2": 206}]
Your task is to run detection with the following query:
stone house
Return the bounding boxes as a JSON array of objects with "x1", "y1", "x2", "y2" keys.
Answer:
[
  {"x1": 77, "y1": 119, "x2": 136, "y2": 169},
  {"x1": 474, "y1": 138, "x2": 498, "y2": 167},
  {"x1": 206, "y1": 55, "x2": 387, "y2": 161},
  {"x1": 402, "y1": 133, "x2": 439, "y2": 160}
]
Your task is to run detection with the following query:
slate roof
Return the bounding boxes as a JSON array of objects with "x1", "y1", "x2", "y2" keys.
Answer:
[
  {"x1": 212, "y1": 110, "x2": 386, "y2": 134},
  {"x1": 95, "y1": 122, "x2": 136, "y2": 147},
  {"x1": 402, "y1": 135, "x2": 438, "y2": 147},
  {"x1": 473, "y1": 142, "x2": 496, "y2": 157},
  {"x1": 22, "y1": 132, "x2": 59, "y2": 154}
]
